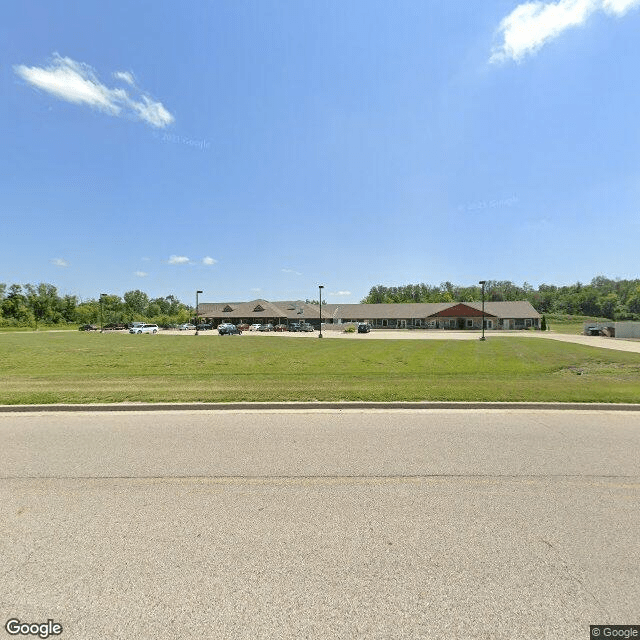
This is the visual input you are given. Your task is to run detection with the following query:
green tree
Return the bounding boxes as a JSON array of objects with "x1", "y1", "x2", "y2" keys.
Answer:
[{"x1": 123, "y1": 290, "x2": 150, "y2": 319}]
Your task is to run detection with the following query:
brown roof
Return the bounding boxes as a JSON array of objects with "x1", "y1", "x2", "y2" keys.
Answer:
[
  {"x1": 324, "y1": 301, "x2": 539, "y2": 319},
  {"x1": 197, "y1": 299, "x2": 540, "y2": 320}
]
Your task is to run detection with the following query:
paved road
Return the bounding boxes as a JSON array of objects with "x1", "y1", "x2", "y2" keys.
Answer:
[
  {"x1": 161, "y1": 327, "x2": 640, "y2": 354},
  {"x1": 1, "y1": 410, "x2": 638, "y2": 639}
]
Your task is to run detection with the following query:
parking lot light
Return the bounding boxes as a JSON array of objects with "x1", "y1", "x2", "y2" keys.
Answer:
[
  {"x1": 100, "y1": 293, "x2": 107, "y2": 333},
  {"x1": 319, "y1": 285, "x2": 324, "y2": 338},
  {"x1": 479, "y1": 281, "x2": 486, "y2": 341},
  {"x1": 195, "y1": 290, "x2": 203, "y2": 335}
]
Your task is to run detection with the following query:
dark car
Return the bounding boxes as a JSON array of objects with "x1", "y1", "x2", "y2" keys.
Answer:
[
  {"x1": 196, "y1": 323, "x2": 212, "y2": 331},
  {"x1": 357, "y1": 323, "x2": 371, "y2": 333},
  {"x1": 79, "y1": 324, "x2": 98, "y2": 331},
  {"x1": 275, "y1": 324, "x2": 288, "y2": 332},
  {"x1": 237, "y1": 324, "x2": 250, "y2": 331},
  {"x1": 218, "y1": 323, "x2": 242, "y2": 335}
]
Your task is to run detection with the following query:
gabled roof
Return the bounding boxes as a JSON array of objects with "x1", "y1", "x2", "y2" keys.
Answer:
[
  {"x1": 197, "y1": 299, "x2": 540, "y2": 320},
  {"x1": 430, "y1": 303, "x2": 497, "y2": 318},
  {"x1": 323, "y1": 301, "x2": 540, "y2": 319}
]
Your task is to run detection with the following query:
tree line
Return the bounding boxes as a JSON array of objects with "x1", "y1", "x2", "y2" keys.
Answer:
[
  {"x1": 0, "y1": 283, "x2": 192, "y2": 328},
  {"x1": 361, "y1": 276, "x2": 640, "y2": 321}
]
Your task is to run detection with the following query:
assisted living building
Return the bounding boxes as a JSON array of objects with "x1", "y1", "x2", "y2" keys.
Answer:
[{"x1": 196, "y1": 299, "x2": 541, "y2": 330}]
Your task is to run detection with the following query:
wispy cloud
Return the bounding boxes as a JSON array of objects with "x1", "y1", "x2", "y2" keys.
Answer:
[
  {"x1": 490, "y1": 0, "x2": 640, "y2": 63},
  {"x1": 330, "y1": 290, "x2": 351, "y2": 296},
  {"x1": 135, "y1": 271, "x2": 148, "y2": 277},
  {"x1": 50, "y1": 258, "x2": 69, "y2": 267},
  {"x1": 113, "y1": 70, "x2": 136, "y2": 86},
  {"x1": 281, "y1": 268, "x2": 302, "y2": 276},
  {"x1": 14, "y1": 53, "x2": 174, "y2": 128},
  {"x1": 202, "y1": 256, "x2": 217, "y2": 265},
  {"x1": 168, "y1": 255, "x2": 190, "y2": 265}
]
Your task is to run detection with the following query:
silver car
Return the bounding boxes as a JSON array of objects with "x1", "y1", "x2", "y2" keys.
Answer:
[{"x1": 129, "y1": 323, "x2": 158, "y2": 334}]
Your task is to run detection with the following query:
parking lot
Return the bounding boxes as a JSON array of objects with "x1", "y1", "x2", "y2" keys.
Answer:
[{"x1": 155, "y1": 327, "x2": 640, "y2": 352}]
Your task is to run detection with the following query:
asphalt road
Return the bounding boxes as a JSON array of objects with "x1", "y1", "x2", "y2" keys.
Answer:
[{"x1": 1, "y1": 409, "x2": 638, "y2": 639}]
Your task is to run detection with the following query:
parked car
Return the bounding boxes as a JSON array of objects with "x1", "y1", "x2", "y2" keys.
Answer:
[
  {"x1": 358, "y1": 323, "x2": 371, "y2": 333},
  {"x1": 299, "y1": 323, "x2": 314, "y2": 332},
  {"x1": 275, "y1": 324, "x2": 288, "y2": 332},
  {"x1": 78, "y1": 324, "x2": 98, "y2": 331},
  {"x1": 288, "y1": 323, "x2": 301, "y2": 332},
  {"x1": 258, "y1": 323, "x2": 274, "y2": 332},
  {"x1": 196, "y1": 323, "x2": 212, "y2": 331},
  {"x1": 249, "y1": 324, "x2": 262, "y2": 331},
  {"x1": 104, "y1": 322, "x2": 127, "y2": 331},
  {"x1": 178, "y1": 323, "x2": 196, "y2": 331},
  {"x1": 237, "y1": 324, "x2": 250, "y2": 331},
  {"x1": 218, "y1": 323, "x2": 242, "y2": 335},
  {"x1": 129, "y1": 323, "x2": 159, "y2": 334}
]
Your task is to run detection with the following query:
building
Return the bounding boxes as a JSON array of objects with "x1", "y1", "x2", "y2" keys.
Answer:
[{"x1": 197, "y1": 299, "x2": 541, "y2": 330}]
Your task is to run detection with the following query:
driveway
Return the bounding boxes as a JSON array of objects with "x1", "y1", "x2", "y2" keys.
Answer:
[{"x1": 161, "y1": 327, "x2": 640, "y2": 353}]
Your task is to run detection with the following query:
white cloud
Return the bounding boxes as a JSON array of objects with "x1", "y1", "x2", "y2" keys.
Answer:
[
  {"x1": 168, "y1": 255, "x2": 190, "y2": 265},
  {"x1": 114, "y1": 70, "x2": 136, "y2": 86},
  {"x1": 202, "y1": 256, "x2": 217, "y2": 265},
  {"x1": 490, "y1": 0, "x2": 640, "y2": 63},
  {"x1": 330, "y1": 291, "x2": 352, "y2": 296},
  {"x1": 602, "y1": 0, "x2": 640, "y2": 14},
  {"x1": 14, "y1": 53, "x2": 174, "y2": 128},
  {"x1": 281, "y1": 268, "x2": 302, "y2": 276},
  {"x1": 135, "y1": 271, "x2": 148, "y2": 277},
  {"x1": 51, "y1": 258, "x2": 69, "y2": 267}
]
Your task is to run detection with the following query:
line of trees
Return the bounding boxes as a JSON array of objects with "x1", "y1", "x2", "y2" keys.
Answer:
[
  {"x1": 0, "y1": 283, "x2": 193, "y2": 328},
  {"x1": 361, "y1": 276, "x2": 640, "y2": 321}
]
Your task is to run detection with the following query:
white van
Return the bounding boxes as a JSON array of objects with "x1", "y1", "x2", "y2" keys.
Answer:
[{"x1": 129, "y1": 324, "x2": 158, "y2": 334}]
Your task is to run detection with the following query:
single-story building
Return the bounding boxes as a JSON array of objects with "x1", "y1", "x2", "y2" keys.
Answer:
[{"x1": 197, "y1": 299, "x2": 541, "y2": 330}]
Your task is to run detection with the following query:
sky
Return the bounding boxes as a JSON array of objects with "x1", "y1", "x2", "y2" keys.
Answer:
[{"x1": 2, "y1": 0, "x2": 640, "y2": 305}]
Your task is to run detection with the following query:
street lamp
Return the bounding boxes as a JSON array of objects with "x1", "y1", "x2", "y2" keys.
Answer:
[
  {"x1": 479, "y1": 281, "x2": 486, "y2": 341},
  {"x1": 195, "y1": 290, "x2": 203, "y2": 335},
  {"x1": 100, "y1": 293, "x2": 107, "y2": 333},
  {"x1": 318, "y1": 285, "x2": 324, "y2": 338}
]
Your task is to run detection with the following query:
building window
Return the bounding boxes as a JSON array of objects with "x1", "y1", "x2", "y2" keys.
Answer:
[{"x1": 466, "y1": 319, "x2": 473, "y2": 328}]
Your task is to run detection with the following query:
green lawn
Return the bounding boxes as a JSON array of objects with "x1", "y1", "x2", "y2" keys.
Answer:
[{"x1": 1, "y1": 331, "x2": 639, "y2": 404}]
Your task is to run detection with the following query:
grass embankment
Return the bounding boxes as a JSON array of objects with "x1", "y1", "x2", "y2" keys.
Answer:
[{"x1": 1, "y1": 332, "x2": 639, "y2": 404}]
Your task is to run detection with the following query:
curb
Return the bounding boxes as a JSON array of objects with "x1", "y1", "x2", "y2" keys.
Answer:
[{"x1": 1, "y1": 402, "x2": 639, "y2": 413}]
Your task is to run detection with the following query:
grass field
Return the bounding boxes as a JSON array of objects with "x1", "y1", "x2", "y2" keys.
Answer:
[{"x1": 1, "y1": 331, "x2": 639, "y2": 404}]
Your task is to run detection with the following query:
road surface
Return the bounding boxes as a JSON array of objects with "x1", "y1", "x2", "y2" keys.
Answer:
[{"x1": 1, "y1": 409, "x2": 638, "y2": 639}]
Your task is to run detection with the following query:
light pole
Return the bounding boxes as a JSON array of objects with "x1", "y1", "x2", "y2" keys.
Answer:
[
  {"x1": 100, "y1": 293, "x2": 107, "y2": 333},
  {"x1": 318, "y1": 285, "x2": 324, "y2": 338},
  {"x1": 195, "y1": 290, "x2": 203, "y2": 335},
  {"x1": 479, "y1": 281, "x2": 486, "y2": 341}
]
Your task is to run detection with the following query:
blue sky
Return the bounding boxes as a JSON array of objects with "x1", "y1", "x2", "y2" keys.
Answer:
[{"x1": 2, "y1": 0, "x2": 639, "y2": 305}]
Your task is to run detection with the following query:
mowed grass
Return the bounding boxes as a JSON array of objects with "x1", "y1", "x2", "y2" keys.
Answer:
[{"x1": 1, "y1": 332, "x2": 639, "y2": 404}]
